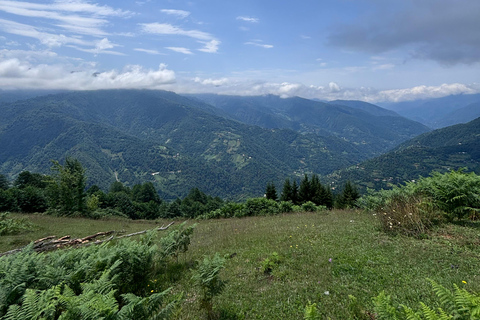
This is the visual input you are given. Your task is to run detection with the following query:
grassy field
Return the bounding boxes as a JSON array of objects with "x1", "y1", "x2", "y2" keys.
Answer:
[{"x1": 1, "y1": 210, "x2": 480, "y2": 319}]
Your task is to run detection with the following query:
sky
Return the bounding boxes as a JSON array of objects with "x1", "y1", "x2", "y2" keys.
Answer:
[{"x1": 0, "y1": 0, "x2": 479, "y2": 102}]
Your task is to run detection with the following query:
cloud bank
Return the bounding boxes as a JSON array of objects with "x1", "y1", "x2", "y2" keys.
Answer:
[{"x1": 0, "y1": 58, "x2": 175, "y2": 90}]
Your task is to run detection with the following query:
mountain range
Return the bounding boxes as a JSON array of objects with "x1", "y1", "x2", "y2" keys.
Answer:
[
  {"x1": 329, "y1": 116, "x2": 480, "y2": 191},
  {"x1": 0, "y1": 89, "x2": 477, "y2": 199},
  {"x1": 380, "y1": 93, "x2": 480, "y2": 129}
]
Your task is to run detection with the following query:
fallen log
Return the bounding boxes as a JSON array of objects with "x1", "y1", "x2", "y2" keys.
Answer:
[{"x1": 0, "y1": 222, "x2": 175, "y2": 257}]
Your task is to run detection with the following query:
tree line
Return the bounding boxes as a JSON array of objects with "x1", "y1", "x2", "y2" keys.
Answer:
[
  {"x1": 0, "y1": 158, "x2": 360, "y2": 220},
  {"x1": 265, "y1": 174, "x2": 359, "y2": 209}
]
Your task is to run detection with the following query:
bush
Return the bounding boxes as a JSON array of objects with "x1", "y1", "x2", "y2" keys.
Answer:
[
  {"x1": 301, "y1": 201, "x2": 318, "y2": 212},
  {"x1": 239, "y1": 198, "x2": 279, "y2": 217},
  {"x1": 358, "y1": 170, "x2": 480, "y2": 235},
  {"x1": 377, "y1": 194, "x2": 439, "y2": 237}
]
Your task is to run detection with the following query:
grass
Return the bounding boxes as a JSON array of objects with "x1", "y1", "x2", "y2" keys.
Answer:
[
  {"x1": 1, "y1": 210, "x2": 480, "y2": 319},
  {"x1": 0, "y1": 212, "x2": 162, "y2": 252}
]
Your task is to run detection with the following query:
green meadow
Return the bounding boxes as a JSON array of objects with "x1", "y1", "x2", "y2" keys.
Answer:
[{"x1": 1, "y1": 210, "x2": 479, "y2": 319}]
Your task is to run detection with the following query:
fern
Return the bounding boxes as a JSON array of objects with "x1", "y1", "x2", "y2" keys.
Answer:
[
  {"x1": 373, "y1": 291, "x2": 400, "y2": 320},
  {"x1": 374, "y1": 280, "x2": 480, "y2": 320}
]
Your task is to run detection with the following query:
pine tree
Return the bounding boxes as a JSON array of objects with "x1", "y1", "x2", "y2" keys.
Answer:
[
  {"x1": 298, "y1": 174, "x2": 312, "y2": 204},
  {"x1": 337, "y1": 181, "x2": 359, "y2": 209},
  {"x1": 265, "y1": 182, "x2": 278, "y2": 201},
  {"x1": 292, "y1": 180, "x2": 299, "y2": 205},
  {"x1": 280, "y1": 178, "x2": 293, "y2": 202}
]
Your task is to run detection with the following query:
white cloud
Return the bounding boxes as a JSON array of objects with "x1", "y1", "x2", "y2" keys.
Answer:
[
  {"x1": 236, "y1": 16, "x2": 259, "y2": 23},
  {"x1": 69, "y1": 37, "x2": 123, "y2": 55},
  {"x1": 0, "y1": 0, "x2": 132, "y2": 37},
  {"x1": 166, "y1": 47, "x2": 193, "y2": 55},
  {"x1": 193, "y1": 77, "x2": 229, "y2": 86},
  {"x1": 374, "y1": 83, "x2": 479, "y2": 102},
  {"x1": 134, "y1": 48, "x2": 162, "y2": 55},
  {"x1": 0, "y1": 59, "x2": 175, "y2": 90},
  {"x1": 198, "y1": 39, "x2": 220, "y2": 53},
  {"x1": 245, "y1": 41, "x2": 273, "y2": 49},
  {"x1": 161, "y1": 9, "x2": 190, "y2": 19},
  {"x1": 140, "y1": 23, "x2": 213, "y2": 41},
  {"x1": 328, "y1": 82, "x2": 340, "y2": 92},
  {"x1": 140, "y1": 22, "x2": 220, "y2": 53},
  {"x1": 0, "y1": 18, "x2": 89, "y2": 47}
]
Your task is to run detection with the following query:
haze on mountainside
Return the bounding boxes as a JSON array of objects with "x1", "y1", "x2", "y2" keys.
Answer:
[{"x1": 0, "y1": 0, "x2": 479, "y2": 103}]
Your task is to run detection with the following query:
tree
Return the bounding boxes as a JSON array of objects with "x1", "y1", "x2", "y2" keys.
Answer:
[
  {"x1": 50, "y1": 157, "x2": 87, "y2": 215},
  {"x1": 265, "y1": 182, "x2": 277, "y2": 201},
  {"x1": 14, "y1": 171, "x2": 47, "y2": 189},
  {"x1": 337, "y1": 181, "x2": 360, "y2": 209},
  {"x1": 291, "y1": 180, "x2": 299, "y2": 205},
  {"x1": 109, "y1": 181, "x2": 130, "y2": 194},
  {"x1": 132, "y1": 182, "x2": 161, "y2": 204},
  {"x1": 280, "y1": 178, "x2": 293, "y2": 202},
  {"x1": 298, "y1": 174, "x2": 312, "y2": 204},
  {"x1": 0, "y1": 174, "x2": 9, "y2": 191}
]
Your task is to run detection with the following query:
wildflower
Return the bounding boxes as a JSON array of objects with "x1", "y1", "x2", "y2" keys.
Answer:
[
  {"x1": 462, "y1": 280, "x2": 467, "y2": 284},
  {"x1": 328, "y1": 258, "x2": 332, "y2": 263},
  {"x1": 151, "y1": 290, "x2": 154, "y2": 293},
  {"x1": 324, "y1": 291, "x2": 330, "y2": 295}
]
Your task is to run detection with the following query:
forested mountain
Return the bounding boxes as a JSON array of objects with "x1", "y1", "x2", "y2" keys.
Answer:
[
  {"x1": 437, "y1": 101, "x2": 480, "y2": 128},
  {"x1": 329, "y1": 117, "x2": 480, "y2": 191},
  {"x1": 381, "y1": 93, "x2": 480, "y2": 128},
  {"x1": 188, "y1": 94, "x2": 430, "y2": 156},
  {"x1": 0, "y1": 90, "x2": 367, "y2": 200}
]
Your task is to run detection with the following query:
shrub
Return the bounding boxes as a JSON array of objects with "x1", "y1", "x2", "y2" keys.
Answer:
[
  {"x1": 240, "y1": 198, "x2": 279, "y2": 217},
  {"x1": 377, "y1": 194, "x2": 439, "y2": 237},
  {"x1": 301, "y1": 201, "x2": 318, "y2": 212}
]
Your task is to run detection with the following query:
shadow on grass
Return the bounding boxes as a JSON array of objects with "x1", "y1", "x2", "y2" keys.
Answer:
[{"x1": 451, "y1": 219, "x2": 480, "y2": 229}]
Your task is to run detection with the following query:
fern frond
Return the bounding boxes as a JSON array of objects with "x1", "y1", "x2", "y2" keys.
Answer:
[{"x1": 373, "y1": 291, "x2": 399, "y2": 320}]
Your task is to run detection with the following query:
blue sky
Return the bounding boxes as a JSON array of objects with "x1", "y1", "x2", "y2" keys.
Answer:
[{"x1": 0, "y1": 0, "x2": 479, "y2": 102}]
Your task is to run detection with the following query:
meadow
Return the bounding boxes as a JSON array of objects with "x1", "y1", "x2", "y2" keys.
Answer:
[{"x1": 1, "y1": 209, "x2": 479, "y2": 319}]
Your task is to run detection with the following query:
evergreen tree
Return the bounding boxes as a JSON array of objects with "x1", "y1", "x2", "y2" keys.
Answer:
[
  {"x1": 298, "y1": 174, "x2": 312, "y2": 204},
  {"x1": 324, "y1": 187, "x2": 334, "y2": 209},
  {"x1": 292, "y1": 180, "x2": 299, "y2": 205},
  {"x1": 337, "y1": 181, "x2": 360, "y2": 209},
  {"x1": 280, "y1": 178, "x2": 293, "y2": 202},
  {"x1": 265, "y1": 182, "x2": 277, "y2": 201}
]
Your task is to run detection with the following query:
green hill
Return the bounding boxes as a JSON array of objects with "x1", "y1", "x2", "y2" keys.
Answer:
[
  {"x1": 0, "y1": 90, "x2": 366, "y2": 200},
  {"x1": 189, "y1": 94, "x2": 430, "y2": 156},
  {"x1": 329, "y1": 117, "x2": 480, "y2": 191}
]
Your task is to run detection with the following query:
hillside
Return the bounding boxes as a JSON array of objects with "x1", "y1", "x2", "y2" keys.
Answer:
[
  {"x1": 188, "y1": 94, "x2": 430, "y2": 156},
  {"x1": 0, "y1": 90, "x2": 366, "y2": 199},
  {"x1": 381, "y1": 93, "x2": 480, "y2": 128},
  {"x1": 329, "y1": 117, "x2": 480, "y2": 191}
]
